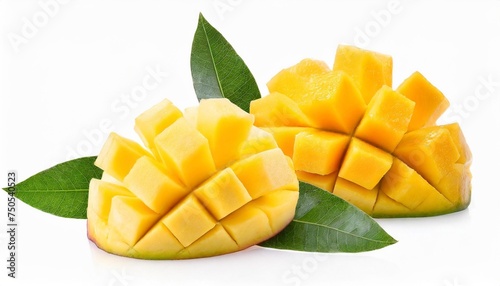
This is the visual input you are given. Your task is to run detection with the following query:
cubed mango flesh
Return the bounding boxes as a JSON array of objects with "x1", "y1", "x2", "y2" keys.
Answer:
[
  {"x1": 262, "y1": 127, "x2": 315, "y2": 158},
  {"x1": 251, "y1": 44, "x2": 472, "y2": 218},
  {"x1": 123, "y1": 156, "x2": 187, "y2": 214},
  {"x1": 267, "y1": 58, "x2": 330, "y2": 102},
  {"x1": 380, "y1": 158, "x2": 435, "y2": 210},
  {"x1": 250, "y1": 92, "x2": 313, "y2": 127},
  {"x1": 162, "y1": 195, "x2": 217, "y2": 247},
  {"x1": 333, "y1": 44, "x2": 393, "y2": 103},
  {"x1": 238, "y1": 126, "x2": 278, "y2": 158},
  {"x1": 297, "y1": 71, "x2": 367, "y2": 134},
  {"x1": 155, "y1": 117, "x2": 216, "y2": 189},
  {"x1": 393, "y1": 126, "x2": 461, "y2": 187},
  {"x1": 134, "y1": 99, "x2": 183, "y2": 159},
  {"x1": 338, "y1": 138, "x2": 393, "y2": 190},
  {"x1": 94, "y1": 132, "x2": 152, "y2": 181},
  {"x1": 354, "y1": 85, "x2": 415, "y2": 152},
  {"x1": 292, "y1": 130, "x2": 350, "y2": 175},
  {"x1": 197, "y1": 98, "x2": 254, "y2": 169},
  {"x1": 396, "y1": 71, "x2": 450, "y2": 131},
  {"x1": 88, "y1": 99, "x2": 299, "y2": 259}
]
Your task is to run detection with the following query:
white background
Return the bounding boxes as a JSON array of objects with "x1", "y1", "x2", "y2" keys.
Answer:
[{"x1": 1, "y1": 1, "x2": 500, "y2": 285}]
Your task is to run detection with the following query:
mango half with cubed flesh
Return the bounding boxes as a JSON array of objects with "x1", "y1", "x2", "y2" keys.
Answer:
[
  {"x1": 250, "y1": 44, "x2": 472, "y2": 217},
  {"x1": 87, "y1": 98, "x2": 299, "y2": 259}
]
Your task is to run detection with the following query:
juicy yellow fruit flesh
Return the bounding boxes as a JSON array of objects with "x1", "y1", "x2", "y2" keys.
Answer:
[
  {"x1": 251, "y1": 44, "x2": 472, "y2": 217},
  {"x1": 354, "y1": 85, "x2": 415, "y2": 152},
  {"x1": 293, "y1": 130, "x2": 349, "y2": 175},
  {"x1": 88, "y1": 98, "x2": 299, "y2": 259},
  {"x1": 338, "y1": 138, "x2": 393, "y2": 190},
  {"x1": 333, "y1": 44, "x2": 393, "y2": 104},
  {"x1": 396, "y1": 71, "x2": 450, "y2": 131}
]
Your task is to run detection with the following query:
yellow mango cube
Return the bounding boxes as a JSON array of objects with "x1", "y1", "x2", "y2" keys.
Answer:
[
  {"x1": 250, "y1": 92, "x2": 313, "y2": 127},
  {"x1": 123, "y1": 156, "x2": 188, "y2": 215},
  {"x1": 436, "y1": 163, "x2": 472, "y2": 207},
  {"x1": 267, "y1": 58, "x2": 330, "y2": 102},
  {"x1": 231, "y1": 148, "x2": 298, "y2": 199},
  {"x1": 396, "y1": 71, "x2": 450, "y2": 131},
  {"x1": 249, "y1": 190, "x2": 299, "y2": 233},
  {"x1": 107, "y1": 196, "x2": 160, "y2": 246},
  {"x1": 412, "y1": 189, "x2": 453, "y2": 216},
  {"x1": 88, "y1": 179, "x2": 133, "y2": 220},
  {"x1": 221, "y1": 204, "x2": 273, "y2": 249},
  {"x1": 197, "y1": 98, "x2": 254, "y2": 168},
  {"x1": 162, "y1": 195, "x2": 216, "y2": 247},
  {"x1": 181, "y1": 224, "x2": 239, "y2": 259},
  {"x1": 442, "y1": 123, "x2": 472, "y2": 166},
  {"x1": 263, "y1": 127, "x2": 315, "y2": 158},
  {"x1": 298, "y1": 71, "x2": 366, "y2": 134},
  {"x1": 133, "y1": 223, "x2": 184, "y2": 259},
  {"x1": 293, "y1": 130, "x2": 350, "y2": 175},
  {"x1": 339, "y1": 138, "x2": 393, "y2": 190},
  {"x1": 194, "y1": 168, "x2": 252, "y2": 220},
  {"x1": 183, "y1": 106, "x2": 198, "y2": 127},
  {"x1": 355, "y1": 85, "x2": 415, "y2": 152},
  {"x1": 155, "y1": 118, "x2": 216, "y2": 188},
  {"x1": 87, "y1": 209, "x2": 109, "y2": 247},
  {"x1": 238, "y1": 127, "x2": 278, "y2": 158},
  {"x1": 106, "y1": 227, "x2": 134, "y2": 255},
  {"x1": 394, "y1": 126, "x2": 460, "y2": 187},
  {"x1": 333, "y1": 45, "x2": 393, "y2": 103},
  {"x1": 95, "y1": 132, "x2": 152, "y2": 181},
  {"x1": 372, "y1": 191, "x2": 411, "y2": 217},
  {"x1": 380, "y1": 158, "x2": 434, "y2": 210},
  {"x1": 134, "y1": 99, "x2": 183, "y2": 158}
]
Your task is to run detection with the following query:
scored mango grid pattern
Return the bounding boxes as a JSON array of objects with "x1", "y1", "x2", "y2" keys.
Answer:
[
  {"x1": 251, "y1": 50, "x2": 471, "y2": 217},
  {"x1": 88, "y1": 98, "x2": 298, "y2": 259}
]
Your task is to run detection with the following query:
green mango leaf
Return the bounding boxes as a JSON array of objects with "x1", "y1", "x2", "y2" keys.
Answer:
[
  {"x1": 3, "y1": 156, "x2": 102, "y2": 219},
  {"x1": 190, "y1": 13, "x2": 261, "y2": 112},
  {"x1": 260, "y1": 182, "x2": 397, "y2": 252}
]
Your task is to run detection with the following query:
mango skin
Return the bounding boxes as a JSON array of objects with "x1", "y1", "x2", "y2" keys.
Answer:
[
  {"x1": 251, "y1": 45, "x2": 472, "y2": 218},
  {"x1": 89, "y1": 98, "x2": 299, "y2": 259}
]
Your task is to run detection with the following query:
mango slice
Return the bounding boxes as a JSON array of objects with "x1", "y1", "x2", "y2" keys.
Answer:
[
  {"x1": 88, "y1": 98, "x2": 299, "y2": 259},
  {"x1": 251, "y1": 44, "x2": 472, "y2": 217}
]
